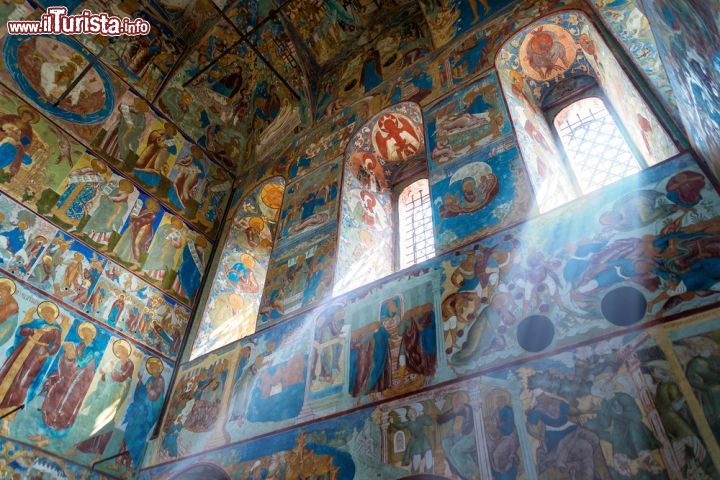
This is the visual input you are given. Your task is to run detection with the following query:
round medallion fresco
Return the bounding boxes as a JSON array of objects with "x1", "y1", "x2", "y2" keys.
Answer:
[
  {"x1": 3, "y1": 35, "x2": 115, "y2": 124},
  {"x1": 519, "y1": 24, "x2": 577, "y2": 82}
]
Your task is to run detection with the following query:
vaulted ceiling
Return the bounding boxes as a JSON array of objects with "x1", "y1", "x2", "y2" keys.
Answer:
[{"x1": 28, "y1": 0, "x2": 432, "y2": 174}]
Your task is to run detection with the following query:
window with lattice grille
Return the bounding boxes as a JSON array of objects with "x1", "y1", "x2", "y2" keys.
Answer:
[
  {"x1": 554, "y1": 97, "x2": 643, "y2": 195},
  {"x1": 398, "y1": 178, "x2": 435, "y2": 269}
]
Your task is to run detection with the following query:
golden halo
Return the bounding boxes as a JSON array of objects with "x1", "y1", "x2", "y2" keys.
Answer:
[
  {"x1": 146, "y1": 357, "x2": 164, "y2": 375},
  {"x1": 78, "y1": 321, "x2": 97, "y2": 339},
  {"x1": 260, "y1": 182, "x2": 284, "y2": 210},
  {"x1": 112, "y1": 339, "x2": 132, "y2": 358},
  {"x1": 17, "y1": 105, "x2": 39, "y2": 123},
  {"x1": 0, "y1": 278, "x2": 16, "y2": 295},
  {"x1": 240, "y1": 253, "x2": 255, "y2": 269},
  {"x1": 37, "y1": 301, "x2": 59, "y2": 320}
]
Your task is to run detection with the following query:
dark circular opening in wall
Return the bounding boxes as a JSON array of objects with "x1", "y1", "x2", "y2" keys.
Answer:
[
  {"x1": 601, "y1": 286, "x2": 647, "y2": 326},
  {"x1": 517, "y1": 315, "x2": 554, "y2": 352}
]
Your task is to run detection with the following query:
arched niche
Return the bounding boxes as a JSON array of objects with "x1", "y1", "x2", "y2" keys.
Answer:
[
  {"x1": 335, "y1": 102, "x2": 427, "y2": 295},
  {"x1": 495, "y1": 10, "x2": 678, "y2": 212},
  {"x1": 190, "y1": 176, "x2": 285, "y2": 358}
]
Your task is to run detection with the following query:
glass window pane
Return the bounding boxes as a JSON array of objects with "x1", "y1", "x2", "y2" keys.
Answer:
[
  {"x1": 554, "y1": 97, "x2": 641, "y2": 195},
  {"x1": 398, "y1": 179, "x2": 436, "y2": 269}
]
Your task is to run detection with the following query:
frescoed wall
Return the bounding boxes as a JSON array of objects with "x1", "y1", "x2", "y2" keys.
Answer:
[
  {"x1": 2, "y1": 0, "x2": 718, "y2": 477},
  {"x1": 192, "y1": 177, "x2": 285, "y2": 359},
  {"x1": 640, "y1": 0, "x2": 720, "y2": 177},
  {"x1": 0, "y1": 2, "x2": 233, "y2": 475},
  {"x1": 495, "y1": 10, "x2": 679, "y2": 211},
  {"x1": 336, "y1": 102, "x2": 426, "y2": 295}
]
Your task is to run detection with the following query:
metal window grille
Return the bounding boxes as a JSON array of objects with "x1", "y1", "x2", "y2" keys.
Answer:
[
  {"x1": 554, "y1": 97, "x2": 641, "y2": 195},
  {"x1": 398, "y1": 179, "x2": 435, "y2": 269}
]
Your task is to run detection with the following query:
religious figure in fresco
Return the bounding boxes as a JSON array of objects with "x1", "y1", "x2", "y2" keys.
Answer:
[
  {"x1": 0, "y1": 301, "x2": 62, "y2": 417},
  {"x1": 74, "y1": 339, "x2": 135, "y2": 457},
  {"x1": 40, "y1": 322, "x2": 100, "y2": 431},
  {"x1": 143, "y1": 216, "x2": 186, "y2": 284},
  {"x1": 349, "y1": 297, "x2": 436, "y2": 399},
  {"x1": 0, "y1": 278, "x2": 19, "y2": 347},
  {"x1": 372, "y1": 113, "x2": 422, "y2": 162},
  {"x1": 311, "y1": 305, "x2": 345, "y2": 388},
  {"x1": 52, "y1": 159, "x2": 113, "y2": 230},
  {"x1": 520, "y1": 25, "x2": 576, "y2": 81},
  {"x1": 113, "y1": 198, "x2": 160, "y2": 266},
  {"x1": 526, "y1": 391, "x2": 606, "y2": 479},
  {"x1": 107, "y1": 294, "x2": 125, "y2": 327},
  {"x1": 170, "y1": 146, "x2": 205, "y2": 209},
  {"x1": 644, "y1": 359, "x2": 716, "y2": 476},
  {"x1": 122, "y1": 357, "x2": 165, "y2": 466},
  {"x1": 284, "y1": 182, "x2": 338, "y2": 237},
  {"x1": 135, "y1": 122, "x2": 178, "y2": 175},
  {"x1": 436, "y1": 392, "x2": 480, "y2": 479},
  {"x1": 349, "y1": 152, "x2": 388, "y2": 192},
  {"x1": 395, "y1": 405, "x2": 434, "y2": 474},
  {"x1": 680, "y1": 337, "x2": 720, "y2": 438},
  {"x1": 439, "y1": 161, "x2": 499, "y2": 218},
  {"x1": 0, "y1": 105, "x2": 40, "y2": 178},
  {"x1": 229, "y1": 348, "x2": 263, "y2": 425},
  {"x1": 361, "y1": 48, "x2": 383, "y2": 92},
  {"x1": 171, "y1": 235, "x2": 207, "y2": 300},
  {"x1": 79, "y1": 179, "x2": 134, "y2": 248},
  {"x1": 201, "y1": 174, "x2": 231, "y2": 231},
  {"x1": 98, "y1": 96, "x2": 150, "y2": 161}
]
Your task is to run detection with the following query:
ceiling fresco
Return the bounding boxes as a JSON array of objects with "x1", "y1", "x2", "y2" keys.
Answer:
[{"x1": 1, "y1": 0, "x2": 445, "y2": 174}]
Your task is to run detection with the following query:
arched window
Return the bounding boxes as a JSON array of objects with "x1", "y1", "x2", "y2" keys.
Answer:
[
  {"x1": 190, "y1": 177, "x2": 285, "y2": 359},
  {"x1": 496, "y1": 12, "x2": 678, "y2": 213},
  {"x1": 397, "y1": 178, "x2": 435, "y2": 269},
  {"x1": 552, "y1": 96, "x2": 643, "y2": 195},
  {"x1": 336, "y1": 103, "x2": 433, "y2": 295}
]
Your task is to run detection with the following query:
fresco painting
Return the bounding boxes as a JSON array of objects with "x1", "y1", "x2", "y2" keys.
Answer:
[
  {"x1": 0, "y1": 437, "x2": 106, "y2": 479},
  {"x1": 258, "y1": 222, "x2": 337, "y2": 328},
  {"x1": 425, "y1": 73, "x2": 512, "y2": 170},
  {"x1": 641, "y1": 0, "x2": 720, "y2": 176},
  {"x1": 0, "y1": 194, "x2": 57, "y2": 278},
  {"x1": 192, "y1": 177, "x2": 285, "y2": 359},
  {"x1": 346, "y1": 276, "x2": 439, "y2": 405},
  {"x1": 70, "y1": 0, "x2": 185, "y2": 100},
  {"x1": 142, "y1": 313, "x2": 720, "y2": 480},
  {"x1": 430, "y1": 140, "x2": 534, "y2": 253},
  {"x1": 336, "y1": 102, "x2": 425, "y2": 295},
  {"x1": 278, "y1": 158, "x2": 340, "y2": 246},
  {"x1": 314, "y1": 15, "x2": 433, "y2": 118},
  {"x1": 588, "y1": 0, "x2": 677, "y2": 113},
  {"x1": 0, "y1": 89, "x2": 84, "y2": 203},
  {"x1": 154, "y1": 347, "x2": 235, "y2": 463},
  {"x1": 0, "y1": 34, "x2": 115, "y2": 126},
  {"x1": 0, "y1": 270, "x2": 171, "y2": 476},
  {"x1": 0, "y1": 186, "x2": 191, "y2": 360},
  {"x1": 0, "y1": 76, "x2": 230, "y2": 238},
  {"x1": 0, "y1": 0, "x2": 717, "y2": 476}
]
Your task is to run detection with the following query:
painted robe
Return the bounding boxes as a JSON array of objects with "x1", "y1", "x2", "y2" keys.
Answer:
[
  {"x1": 75, "y1": 357, "x2": 134, "y2": 455},
  {"x1": 0, "y1": 317, "x2": 61, "y2": 415},
  {"x1": 123, "y1": 373, "x2": 165, "y2": 466},
  {"x1": 114, "y1": 204, "x2": 157, "y2": 264},
  {"x1": 54, "y1": 168, "x2": 106, "y2": 227},
  {"x1": 172, "y1": 241, "x2": 205, "y2": 299},
  {"x1": 81, "y1": 184, "x2": 132, "y2": 246},
  {"x1": 143, "y1": 223, "x2": 184, "y2": 283},
  {"x1": 40, "y1": 339, "x2": 100, "y2": 431}
]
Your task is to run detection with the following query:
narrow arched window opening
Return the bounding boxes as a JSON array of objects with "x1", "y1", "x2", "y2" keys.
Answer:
[
  {"x1": 552, "y1": 96, "x2": 644, "y2": 195},
  {"x1": 397, "y1": 178, "x2": 435, "y2": 269}
]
